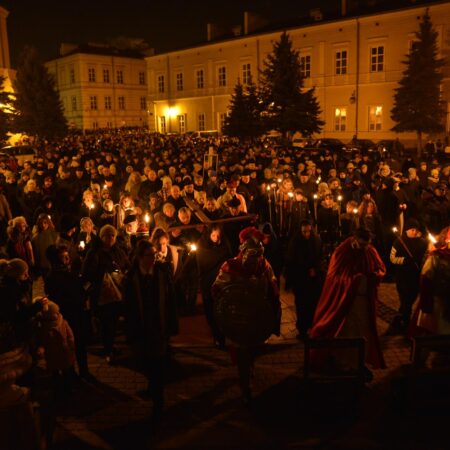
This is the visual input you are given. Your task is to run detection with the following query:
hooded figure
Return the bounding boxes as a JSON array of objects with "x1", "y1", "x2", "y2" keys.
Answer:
[{"x1": 309, "y1": 228, "x2": 386, "y2": 377}]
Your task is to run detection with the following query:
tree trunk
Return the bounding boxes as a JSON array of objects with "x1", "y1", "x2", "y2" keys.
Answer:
[{"x1": 416, "y1": 130, "x2": 423, "y2": 159}]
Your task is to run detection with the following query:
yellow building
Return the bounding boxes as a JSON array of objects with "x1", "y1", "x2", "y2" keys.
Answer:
[
  {"x1": 145, "y1": 2, "x2": 450, "y2": 144},
  {"x1": 46, "y1": 44, "x2": 149, "y2": 130},
  {"x1": 0, "y1": 5, "x2": 15, "y2": 100}
]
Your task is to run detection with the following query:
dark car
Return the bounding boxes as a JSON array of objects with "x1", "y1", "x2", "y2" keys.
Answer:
[
  {"x1": 346, "y1": 139, "x2": 377, "y2": 152},
  {"x1": 1, "y1": 145, "x2": 37, "y2": 164},
  {"x1": 311, "y1": 138, "x2": 347, "y2": 153},
  {"x1": 377, "y1": 139, "x2": 405, "y2": 156}
]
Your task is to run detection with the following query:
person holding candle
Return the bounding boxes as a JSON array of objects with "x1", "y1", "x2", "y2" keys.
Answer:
[
  {"x1": 410, "y1": 226, "x2": 450, "y2": 337},
  {"x1": 285, "y1": 220, "x2": 323, "y2": 338},
  {"x1": 389, "y1": 218, "x2": 427, "y2": 332}
]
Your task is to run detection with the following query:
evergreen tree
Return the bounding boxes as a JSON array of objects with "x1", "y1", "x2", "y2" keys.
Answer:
[
  {"x1": 391, "y1": 10, "x2": 445, "y2": 155},
  {"x1": 0, "y1": 75, "x2": 13, "y2": 144},
  {"x1": 259, "y1": 31, "x2": 323, "y2": 140},
  {"x1": 223, "y1": 77, "x2": 264, "y2": 140},
  {"x1": 13, "y1": 46, "x2": 67, "y2": 139}
]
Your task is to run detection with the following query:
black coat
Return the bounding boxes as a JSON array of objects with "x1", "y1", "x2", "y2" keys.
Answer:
[
  {"x1": 82, "y1": 242, "x2": 130, "y2": 308},
  {"x1": 0, "y1": 275, "x2": 38, "y2": 344},
  {"x1": 124, "y1": 262, "x2": 178, "y2": 355},
  {"x1": 195, "y1": 234, "x2": 233, "y2": 294}
]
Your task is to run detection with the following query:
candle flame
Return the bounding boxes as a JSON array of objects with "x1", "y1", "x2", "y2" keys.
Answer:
[
  {"x1": 313, "y1": 194, "x2": 318, "y2": 200},
  {"x1": 89, "y1": 203, "x2": 95, "y2": 210},
  {"x1": 189, "y1": 243, "x2": 197, "y2": 252},
  {"x1": 288, "y1": 192, "x2": 294, "y2": 198},
  {"x1": 144, "y1": 213, "x2": 150, "y2": 223},
  {"x1": 79, "y1": 241, "x2": 85, "y2": 250},
  {"x1": 392, "y1": 227, "x2": 398, "y2": 233},
  {"x1": 353, "y1": 208, "x2": 358, "y2": 214},
  {"x1": 428, "y1": 233, "x2": 437, "y2": 244},
  {"x1": 337, "y1": 195, "x2": 342, "y2": 201},
  {"x1": 266, "y1": 185, "x2": 271, "y2": 191}
]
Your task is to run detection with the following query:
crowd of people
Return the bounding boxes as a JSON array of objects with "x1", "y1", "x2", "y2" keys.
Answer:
[{"x1": 1, "y1": 128, "x2": 450, "y2": 420}]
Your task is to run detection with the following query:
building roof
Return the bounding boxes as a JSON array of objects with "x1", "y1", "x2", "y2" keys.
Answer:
[
  {"x1": 49, "y1": 43, "x2": 149, "y2": 61},
  {"x1": 148, "y1": 0, "x2": 445, "y2": 57}
]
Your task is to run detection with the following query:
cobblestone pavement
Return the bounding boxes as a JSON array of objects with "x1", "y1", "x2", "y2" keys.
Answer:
[{"x1": 33, "y1": 281, "x2": 447, "y2": 450}]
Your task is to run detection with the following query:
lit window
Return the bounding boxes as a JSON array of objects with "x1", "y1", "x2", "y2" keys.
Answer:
[
  {"x1": 370, "y1": 46, "x2": 384, "y2": 72},
  {"x1": 104, "y1": 96, "x2": 112, "y2": 110},
  {"x1": 139, "y1": 71, "x2": 146, "y2": 85},
  {"x1": 198, "y1": 113, "x2": 205, "y2": 131},
  {"x1": 335, "y1": 50, "x2": 347, "y2": 75},
  {"x1": 103, "y1": 69, "x2": 110, "y2": 83},
  {"x1": 178, "y1": 115, "x2": 185, "y2": 133},
  {"x1": 90, "y1": 96, "x2": 97, "y2": 110},
  {"x1": 218, "y1": 66, "x2": 227, "y2": 87},
  {"x1": 88, "y1": 68, "x2": 96, "y2": 82},
  {"x1": 369, "y1": 105, "x2": 382, "y2": 131},
  {"x1": 176, "y1": 72, "x2": 183, "y2": 91},
  {"x1": 71, "y1": 96, "x2": 77, "y2": 111},
  {"x1": 140, "y1": 96, "x2": 147, "y2": 111},
  {"x1": 196, "y1": 69, "x2": 204, "y2": 89},
  {"x1": 117, "y1": 70, "x2": 124, "y2": 84},
  {"x1": 334, "y1": 107, "x2": 347, "y2": 131},
  {"x1": 160, "y1": 116, "x2": 166, "y2": 133},
  {"x1": 242, "y1": 63, "x2": 252, "y2": 85},
  {"x1": 300, "y1": 55, "x2": 311, "y2": 78},
  {"x1": 158, "y1": 75, "x2": 165, "y2": 93},
  {"x1": 118, "y1": 96, "x2": 125, "y2": 110},
  {"x1": 106, "y1": 121, "x2": 113, "y2": 128},
  {"x1": 219, "y1": 112, "x2": 227, "y2": 132}
]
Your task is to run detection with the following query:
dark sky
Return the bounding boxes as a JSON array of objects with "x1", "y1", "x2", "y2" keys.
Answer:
[{"x1": 3, "y1": 0, "x2": 337, "y2": 67}]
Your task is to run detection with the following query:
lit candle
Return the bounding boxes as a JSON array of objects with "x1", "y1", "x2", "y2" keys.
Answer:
[
  {"x1": 188, "y1": 243, "x2": 197, "y2": 252},
  {"x1": 144, "y1": 213, "x2": 150, "y2": 223},
  {"x1": 392, "y1": 227, "x2": 398, "y2": 233},
  {"x1": 428, "y1": 233, "x2": 437, "y2": 244},
  {"x1": 79, "y1": 240, "x2": 85, "y2": 250}
]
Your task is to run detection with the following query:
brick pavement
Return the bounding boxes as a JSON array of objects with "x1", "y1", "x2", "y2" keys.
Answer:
[{"x1": 33, "y1": 281, "x2": 433, "y2": 449}]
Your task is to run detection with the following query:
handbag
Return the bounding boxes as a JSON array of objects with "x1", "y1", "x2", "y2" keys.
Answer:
[{"x1": 98, "y1": 271, "x2": 124, "y2": 306}]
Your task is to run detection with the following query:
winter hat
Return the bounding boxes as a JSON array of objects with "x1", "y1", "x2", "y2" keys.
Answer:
[{"x1": 404, "y1": 218, "x2": 420, "y2": 231}]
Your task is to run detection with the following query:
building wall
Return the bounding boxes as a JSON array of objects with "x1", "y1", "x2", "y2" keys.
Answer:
[
  {"x1": 46, "y1": 53, "x2": 148, "y2": 130},
  {"x1": 145, "y1": 3, "x2": 450, "y2": 144}
]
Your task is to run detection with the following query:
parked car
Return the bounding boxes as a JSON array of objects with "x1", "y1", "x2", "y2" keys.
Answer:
[
  {"x1": 292, "y1": 137, "x2": 314, "y2": 148},
  {"x1": 1, "y1": 145, "x2": 37, "y2": 164},
  {"x1": 311, "y1": 138, "x2": 348, "y2": 153},
  {"x1": 377, "y1": 139, "x2": 405, "y2": 156},
  {"x1": 346, "y1": 139, "x2": 377, "y2": 152}
]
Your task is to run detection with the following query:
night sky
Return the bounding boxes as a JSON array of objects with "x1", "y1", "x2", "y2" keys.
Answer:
[{"x1": 3, "y1": 0, "x2": 337, "y2": 67}]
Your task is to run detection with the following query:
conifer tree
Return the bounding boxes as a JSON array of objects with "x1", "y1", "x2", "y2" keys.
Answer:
[
  {"x1": 223, "y1": 78, "x2": 263, "y2": 140},
  {"x1": 391, "y1": 10, "x2": 445, "y2": 155},
  {"x1": 13, "y1": 46, "x2": 68, "y2": 139},
  {"x1": 259, "y1": 31, "x2": 323, "y2": 140},
  {"x1": 0, "y1": 75, "x2": 13, "y2": 144}
]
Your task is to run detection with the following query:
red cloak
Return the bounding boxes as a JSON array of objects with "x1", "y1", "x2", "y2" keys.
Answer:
[{"x1": 309, "y1": 237, "x2": 386, "y2": 369}]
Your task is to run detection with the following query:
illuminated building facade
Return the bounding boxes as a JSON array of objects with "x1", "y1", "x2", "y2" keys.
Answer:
[
  {"x1": 0, "y1": 5, "x2": 14, "y2": 97},
  {"x1": 46, "y1": 44, "x2": 148, "y2": 130},
  {"x1": 145, "y1": 2, "x2": 450, "y2": 143}
]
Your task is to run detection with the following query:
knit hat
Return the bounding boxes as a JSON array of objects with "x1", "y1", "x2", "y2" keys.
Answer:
[{"x1": 404, "y1": 218, "x2": 420, "y2": 231}]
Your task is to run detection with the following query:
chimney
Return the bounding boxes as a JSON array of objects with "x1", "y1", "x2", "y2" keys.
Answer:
[
  {"x1": 207, "y1": 23, "x2": 227, "y2": 41},
  {"x1": 244, "y1": 11, "x2": 269, "y2": 34},
  {"x1": 309, "y1": 8, "x2": 323, "y2": 21}
]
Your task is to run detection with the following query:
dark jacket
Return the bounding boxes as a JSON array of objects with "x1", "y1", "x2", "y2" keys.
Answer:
[
  {"x1": 82, "y1": 242, "x2": 130, "y2": 308},
  {"x1": 124, "y1": 262, "x2": 178, "y2": 354}
]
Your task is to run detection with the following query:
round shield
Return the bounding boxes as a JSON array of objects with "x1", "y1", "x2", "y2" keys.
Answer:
[{"x1": 214, "y1": 277, "x2": 276, "y2": 346}]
